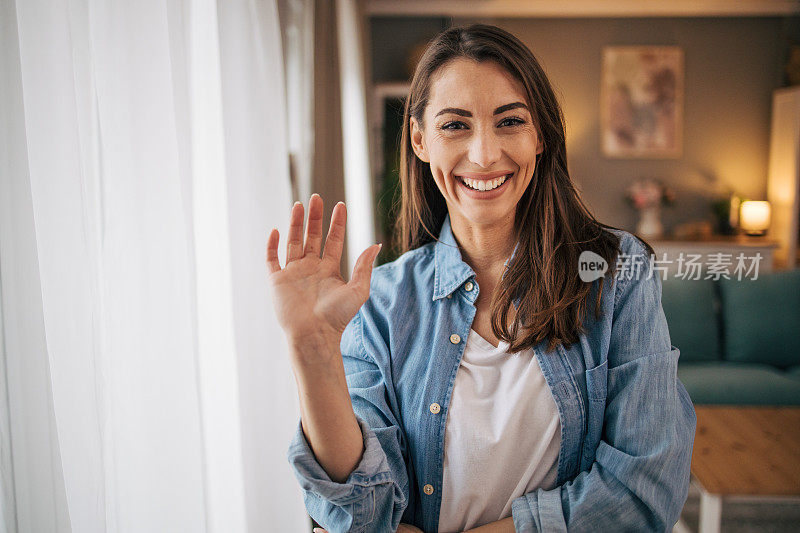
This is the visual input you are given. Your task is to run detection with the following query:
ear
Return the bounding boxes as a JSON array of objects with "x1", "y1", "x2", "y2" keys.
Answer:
[
  {"x1": 535, "y1": 131, "x2": 544, "y2": 155},
  {"x1": 410, "y1": 117, "x2": 430, "y2": 163}
]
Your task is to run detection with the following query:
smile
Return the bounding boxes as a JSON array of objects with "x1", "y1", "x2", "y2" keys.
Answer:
[{"x1": 456, "y1": 173, "x2": 513, "y2": 192}]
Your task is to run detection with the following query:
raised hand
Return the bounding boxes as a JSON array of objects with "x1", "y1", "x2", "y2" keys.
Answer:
[{"x1": 266, "y1": 194, "x2": 381, "y2": 364}]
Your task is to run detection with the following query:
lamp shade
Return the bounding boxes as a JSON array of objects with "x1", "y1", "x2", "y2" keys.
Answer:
[{"x1": 739, "y1": 200, "x2": 771, "y2": 235}]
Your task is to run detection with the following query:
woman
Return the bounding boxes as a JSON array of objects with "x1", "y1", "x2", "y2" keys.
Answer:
[{"x1": 267, "y1": 24, "x2": 695, "y2": 533}]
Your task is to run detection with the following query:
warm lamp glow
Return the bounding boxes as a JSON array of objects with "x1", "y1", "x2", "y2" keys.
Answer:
[{"x1": 739, "y1": 201, "x2": 771, "y2": 235}]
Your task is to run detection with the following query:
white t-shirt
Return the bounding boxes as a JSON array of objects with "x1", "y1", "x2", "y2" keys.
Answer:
[{"x1": 437, "y1": 328, "x2": 561, "y2": 533}]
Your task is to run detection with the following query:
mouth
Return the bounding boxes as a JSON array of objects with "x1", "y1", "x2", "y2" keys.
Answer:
[{"x1": 455, "y1": 172, "x2": 513, "y2": 194}]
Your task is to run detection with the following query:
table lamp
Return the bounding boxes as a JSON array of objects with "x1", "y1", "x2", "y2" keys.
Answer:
[{"x1": 739, "y1": 200, "x2": 771, "y2": 236}]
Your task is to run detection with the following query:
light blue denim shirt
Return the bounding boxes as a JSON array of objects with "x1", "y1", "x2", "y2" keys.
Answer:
[{"x1": 287, "y1": 213, "x2": 696, "y2": 533}]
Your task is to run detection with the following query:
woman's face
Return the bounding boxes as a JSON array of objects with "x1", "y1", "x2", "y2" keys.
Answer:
[{"x1": 411, "y1": 58, "x2": 543, "y2": 229}]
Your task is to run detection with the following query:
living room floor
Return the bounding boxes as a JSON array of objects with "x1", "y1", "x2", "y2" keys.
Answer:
[{"x1": 678, "y1": 484, "x2": 800, "y2": 532}]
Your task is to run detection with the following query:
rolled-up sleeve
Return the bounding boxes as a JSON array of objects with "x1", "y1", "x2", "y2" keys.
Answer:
[
  {"x1": 512, "y1": 236, "x2": 697, "y2": 532},
  {"x1": 286, "y1": 310, "x2": 410, "y2": 533}
]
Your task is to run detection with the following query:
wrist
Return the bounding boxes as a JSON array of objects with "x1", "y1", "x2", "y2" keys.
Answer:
[
  {"x1": 285, "y1": 320, "x2": 340, "y2": 347},
  {"x1": 287, "y1": 329, "x2": 342, "y2": 367}
]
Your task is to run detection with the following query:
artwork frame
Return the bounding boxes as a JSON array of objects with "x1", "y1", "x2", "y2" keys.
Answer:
[{"x1": 601, "y1": 46, "x2": 684, "y2": 159}]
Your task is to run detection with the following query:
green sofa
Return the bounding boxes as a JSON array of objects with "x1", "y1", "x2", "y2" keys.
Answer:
[{"x1": 661, "y1": 268, "x2": 800, "y2": 405}]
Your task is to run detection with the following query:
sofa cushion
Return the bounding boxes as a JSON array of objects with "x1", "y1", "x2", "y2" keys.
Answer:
[
  {"x1": 677, "y1": 362, "x2": 800, "y2": 405},
  {"x1": 719, "y1": 269, "x2": 800, "y2": 368},
  {"x1": 661, "y1": 278, "x2": 721, "y2": 362}
]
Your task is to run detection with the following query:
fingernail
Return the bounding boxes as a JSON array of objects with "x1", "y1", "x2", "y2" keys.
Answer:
[{"x1": 313, "y1": 529, "x2": 323, "y2": 533}]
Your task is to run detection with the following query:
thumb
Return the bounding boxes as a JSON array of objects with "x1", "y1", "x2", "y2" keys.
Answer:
[{"x1": 348, "y1": 243, "x2": 382, "y2": 292}]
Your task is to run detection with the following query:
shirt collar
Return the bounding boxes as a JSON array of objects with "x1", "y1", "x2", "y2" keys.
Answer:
[{"x1": 432, "y1": 213, "x2": 521, "y2": 301}]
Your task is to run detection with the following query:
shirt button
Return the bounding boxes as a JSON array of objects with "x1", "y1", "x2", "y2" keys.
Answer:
[
  {"x1": 429, "y1": 403, "x2": 441, "y2": 414},
  {"x1": 449, "y1": 333, "x2": 461, "y2": 344},
  {"x1": 423, "y1": 484, "x2": 435, "y2": 495},
  {"x1": 465, "y1": 281, "x2": 474, "y2": 292}
]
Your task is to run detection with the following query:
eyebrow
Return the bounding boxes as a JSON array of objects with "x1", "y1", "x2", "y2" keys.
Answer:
[{"x1": 434, "y1": 101, "x2": 529, "y2": 118}]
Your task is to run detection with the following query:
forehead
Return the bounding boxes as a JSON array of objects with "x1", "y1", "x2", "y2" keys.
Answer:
[{"x1": 426, "y1": 58, "x2": 529, "y2": 114}]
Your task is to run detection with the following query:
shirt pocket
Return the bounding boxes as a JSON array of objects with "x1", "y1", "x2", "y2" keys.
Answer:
[
  {"x1": 581, "y1": 359, "x2": 608, "y2": 467},
  {"x1": 585, "y1": 359, "x2": 608, "y2": 402}
]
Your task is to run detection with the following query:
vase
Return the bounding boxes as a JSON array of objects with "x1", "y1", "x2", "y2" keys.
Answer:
[{"x1": 636, "y1": 205, "x2": 664, "y2": 239}]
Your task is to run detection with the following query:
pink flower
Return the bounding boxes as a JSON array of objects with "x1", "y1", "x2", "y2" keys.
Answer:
[{"x1": 626, "y1": 179, "x2": 674, "y2": 210}]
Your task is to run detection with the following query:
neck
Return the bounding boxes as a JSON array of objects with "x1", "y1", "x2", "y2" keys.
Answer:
[{"x1": 448, "y1": 211, "x2": 517, "y2": 279}]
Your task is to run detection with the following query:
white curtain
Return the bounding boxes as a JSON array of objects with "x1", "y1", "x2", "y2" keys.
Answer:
[
  {"x1": 0, "y1": 0, "x2": 308, "y2": 531},
  {"x1": 278, "y1": 0, "x2": 315, "y2": 202}
]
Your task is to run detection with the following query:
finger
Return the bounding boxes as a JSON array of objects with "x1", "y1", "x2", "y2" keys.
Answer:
[
  {"x1": 304, "y1": 194, "x2": 324, "y2": 258},
  {"x1": 286, "y1": 202, "x2": 304, "y2": 263},
  {"x1": 322, "y1": 202, "x2": 346, "y2": 266},
  {"x1": 348, "y1": 243, "x2": 382, "y2": 292},
  {"x1": 312, "y1": 528, "x2": 327, "y2": 533},
  {"x1": 266, "y1": 228, "x2": 281, "y2": 274}
]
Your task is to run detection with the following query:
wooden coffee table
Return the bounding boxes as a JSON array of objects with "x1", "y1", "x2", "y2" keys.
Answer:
[{"x1": 675, "y1": 407, "x2": 800, "y2": 533}]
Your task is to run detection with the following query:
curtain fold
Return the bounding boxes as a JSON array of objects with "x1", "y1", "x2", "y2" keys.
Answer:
[
  {"x1": 277, "y1": 0, "x2": 315, "y2": 202},
  {"x1": 0, "y1": 0, "x2": 307, "y2": 531}
]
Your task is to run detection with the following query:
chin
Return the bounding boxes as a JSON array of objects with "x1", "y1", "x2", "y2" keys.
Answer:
[{"x1": 456, "y1": 205, "x2": 515, "y2": 228}]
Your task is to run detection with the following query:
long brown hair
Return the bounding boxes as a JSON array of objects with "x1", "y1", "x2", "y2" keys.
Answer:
[{"x1": 395, "y1": 24, "x2": 653, "y2": 353}]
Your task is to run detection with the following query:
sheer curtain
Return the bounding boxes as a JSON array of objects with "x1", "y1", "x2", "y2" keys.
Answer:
[{"x1": 0, "y1": 0, "x2": 307, "y2": 531}]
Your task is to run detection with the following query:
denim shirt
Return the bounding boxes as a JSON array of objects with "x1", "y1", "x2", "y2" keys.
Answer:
[{"x1": 287, "y1": 214, "x2": 696, "y2": 533}]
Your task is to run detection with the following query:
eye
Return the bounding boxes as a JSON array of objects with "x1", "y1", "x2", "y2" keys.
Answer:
[
  {"x1": 498, "y1": 117, "x2": 525, "y2": 127},
  {"x1": 440, "y1": 121, "x2": 468, "y2": 131}
]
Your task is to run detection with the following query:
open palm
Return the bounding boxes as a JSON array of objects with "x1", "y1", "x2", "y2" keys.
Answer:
[{"x1": 266, "y1": 194, "x2": 381, "y2": 361}]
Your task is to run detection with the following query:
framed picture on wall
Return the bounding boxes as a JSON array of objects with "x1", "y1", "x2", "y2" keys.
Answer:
[{"x1": 601, "y1": 46, "x2": 684, "y2": 158}]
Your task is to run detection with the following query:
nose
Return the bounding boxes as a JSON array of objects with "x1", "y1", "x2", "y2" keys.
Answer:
[{"x1": 467, "y1": 128, "x2": 502, "y2": 169}]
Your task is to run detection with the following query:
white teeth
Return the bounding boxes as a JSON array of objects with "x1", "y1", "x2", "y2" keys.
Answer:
[{"x1": 459, "y1": 174, "x2": 509, "y2": 191}]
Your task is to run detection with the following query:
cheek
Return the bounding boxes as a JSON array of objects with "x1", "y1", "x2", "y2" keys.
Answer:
[
  {"x1": 423, "y1": 142, "x2": 457, "y2": 193},
  {"x1": 427, "y1": 140, "x2": 463, "y2": 174},
  {"x1": 507, "y1": 133, "x2": 540, "y2": 161},
  {"x1": 506, "y1": 137, "x2": 540, "y2": 189}
]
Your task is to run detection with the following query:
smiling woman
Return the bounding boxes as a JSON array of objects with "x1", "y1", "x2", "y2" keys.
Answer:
[
  {"x1": 272, "y1": 23, "x2": 696, "y2": 533},
  {"x1": 397, "y1": 27, "x2": 633, "y2": 356}
]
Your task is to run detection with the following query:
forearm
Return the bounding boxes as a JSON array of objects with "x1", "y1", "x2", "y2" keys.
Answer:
[
  {"x1": 464, "y1": 517, "x2": 515, "y2": 533},
  {"x1": 291, "y1": 336, "x2": 363, "y2": 483},
  {"x1": 287, "y1": 334, "x2": 412, "y2": 533}
]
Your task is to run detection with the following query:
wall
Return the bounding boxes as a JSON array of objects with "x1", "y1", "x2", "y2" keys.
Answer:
[{"x1": 371, "y1": 16, "x2": 798, "y2": 233}]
